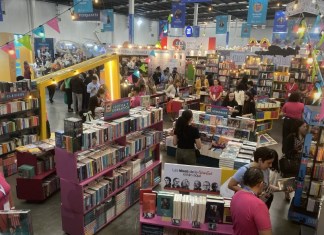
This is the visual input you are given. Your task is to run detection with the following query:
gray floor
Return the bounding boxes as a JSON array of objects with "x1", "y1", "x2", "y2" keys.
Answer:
[{"x1": 6, "y1": 90, "x2": 303, "y2": 234}]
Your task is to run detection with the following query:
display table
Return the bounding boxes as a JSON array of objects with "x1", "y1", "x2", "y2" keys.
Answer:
[
  {"x1": 171, "y1": 96, "x2": 200, "y2": 113},
  {"x1": 140, "y1": 207, "x2": 233, "y2": 235}
]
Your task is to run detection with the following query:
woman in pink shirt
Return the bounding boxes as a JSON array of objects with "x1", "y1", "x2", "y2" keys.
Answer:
[
  {"x1": 281, "y1": 91, "x2": 304, "y2": 150},
  {"x1": 130, "y1": 87, "x2": 141, "y2": 108},
  {"x1": 285, "y1": 77, "x2": 299, "y2": 98},
  {"x1": 209, "y1": 79, "x2": 223, "y2": 106}
]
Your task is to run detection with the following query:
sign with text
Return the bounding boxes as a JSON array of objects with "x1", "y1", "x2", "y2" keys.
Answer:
[
  {"x1": 104, "y1": 98, "x2": 130, "y2": 120},
  {"x1": 167, "y1": 37, "x2": 215, "y2": 51},
  {"x1": 241, "y1": 23, "x2": 251, "y2": 38},
  {"x1": 73, "y1": 9, "x2": 100, "y2": 21},
  {"x1": 205, "y1": 105, "x2": 229, "y2": 118},
  {"x1": 159, "y1": 20, "x2": 168, "y2": 38},
  {"x1": 74, "y1": 0, "x2": 93, "y2": 14},
  {"x1": 216, "y1": 15, "x2": 228, "y2": 34},
  {"x1": 101, "y1": 9, "x2": 114, "y2": 32},
  {"x1": 34, "y1": 38, "x2": 55, "y2": 61},
  {"x1": 106, "y1": 48, "x2": 150, "y2": 56},
  {"x1": 171, "y1": 3, "x2": 186, "y2": 28},
  {"x1": 247, "y1": 0, "x2": 268, "y2": 25},
  {"x1": 162, "y1": 163, "x2": 221, "y2": 193},
  {"x1": 264, "y1": 55, "x2": 293, "y2": 67},
  {"x1": 273, "y1": 11, "x2": 288, "y2": 33}
]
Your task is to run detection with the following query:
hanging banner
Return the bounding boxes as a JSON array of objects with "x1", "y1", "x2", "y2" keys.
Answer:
[
  {"x1": 73, "y1": 9, "x2": 101, "y2": 21},
  {"x1": 0, "y1": 0, "x2": 3, "y2": 22},
  {"x1": 216, "y1": 15, "x2": 228, "y2": 34},
  {"x1": 167, "y1": 37, "x2": 216, "y2": 51},
  {"x1": 171, "y1": 3, "x2": 186, "y2": 28},
  {"x1": 101, "y1": 9, "x2": 114, "y2": 32},
  {"x1": 241, "y1": 23, "x2": 251, "y2": 38},
  {"x1": 129, "y1": 14, "x2": 134, "y2": 44},
  {"x1": 159, "y1": 20, "x2": 168, "y2": 37},
  {"x1": 74, "y1": 0, "x2": 93, "y2": 14},
  {"x1": 273, "y1": 11, "x2": 288, "y2": 33},
  {"x1": 32, "y1": 26, "x2": 45, "y2": 38},
  {"x1": 34, "y1": 38, "x2": 55, "y2": 61},
  {"x1": 272, "y1": 32, "x2": 287, "y2": 46},
  {"x1": 247, "y1": 0, "x2": 268, "y2": 25},
  {"x1": 185, "y1": 26, "x2": 193, "y2": 37},
  {"x1": 286, "y1": 0, "x2": 324, "y2": 17}
]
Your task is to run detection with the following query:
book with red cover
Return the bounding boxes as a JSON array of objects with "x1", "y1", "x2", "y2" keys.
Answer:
[
  {"x1": 142, "y1": 193, "x2": 156, "y2": 216},
  {"x1": 140, "y1": 189, "x2": 153, "y2": 205}
]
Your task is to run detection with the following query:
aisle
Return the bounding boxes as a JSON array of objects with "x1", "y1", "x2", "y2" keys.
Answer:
[{"x1": 6, "y1": 91, "x2": 299, "y2": 234}]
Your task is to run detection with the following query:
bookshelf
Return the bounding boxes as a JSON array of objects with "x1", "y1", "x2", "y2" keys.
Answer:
[
  {"x1": 257, "y1": 64, "x2": 274, "y2": 96},
  {"x1": 15, "y1": 140, "x2": 58, "y2": 201},
  {"x1": 205, "y1": 54, "x2": 220, "y2": 77},
  {"x1": 55, "y1": 107, "x2": 163, "y2": 235},
  {"x1": 218, "y1": 61, "x2": 235, "y2": 90},
  {"x1": 244, "y1": 55, "x2": 261, "y2": 86},
  {"x1": 290, "y1": 57, "x2": 312, "y2": 87},
  {"x1": 255, "y1": 99, "x2": 280, "y2": 134},
  {"x1": 0, "y1": 80, "x2": 40, "y2": 177},
  {"x1": 288, "y1": 105, "x2": 324, "y2": 227},
  {"x1": 272, "y1": 66, "x2": 290, "y2": 104}
]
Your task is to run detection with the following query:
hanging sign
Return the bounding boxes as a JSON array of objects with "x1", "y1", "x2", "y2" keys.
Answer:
[
  {"x1": 273, "y1": 11, "x2": 288, "y2": 33},
  {"x1": 74, "y1": 0, "x2": 93, "y2": 14},
  {"x1": 171, "y1": 3, "x2": 186, "y2": 28},
  {"x1": 73, "y1": 9, "x2": 101, "y2": 21},
  {"x1": 185, "y1": 26, "x2": 193, "y2": 37},
  {"x1": 193, "y1": 26, "x2": 200, "y2": 37},
  {"x1": 101, "y1": 9, "x2": 114, "y2": 32},
  {"x1": 159, "y1": 20, "x2": 168, "y2": 37},
  {"x1": 216, "y1": 15, "x2": 228, "y2": 34},
  {"x1": 241, "y1": 23, "x2": 251, "y2": 38},
  {"x1": 247, "y1": 0, "x2": 268, "y2": 25}
]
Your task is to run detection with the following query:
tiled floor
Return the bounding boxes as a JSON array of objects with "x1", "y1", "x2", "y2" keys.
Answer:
[{"x1": 6, "y1": 90, "x2": 305, "y2": 234}]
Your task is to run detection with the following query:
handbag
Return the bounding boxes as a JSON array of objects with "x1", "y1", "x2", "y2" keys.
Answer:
[
  {"x1": 279, "y1": 156, "x2": 300, "y2": 177},
  {"x1": 195, "y1": 149, "x2": 201, "y2": 158}
]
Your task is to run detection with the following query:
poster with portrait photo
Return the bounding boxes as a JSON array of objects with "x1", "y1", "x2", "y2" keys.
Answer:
[{"x1": 162, "y1": 163, "x2": 221, "y2": 194}]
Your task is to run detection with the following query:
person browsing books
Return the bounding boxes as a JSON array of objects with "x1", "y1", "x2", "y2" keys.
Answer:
[
  {"x1": 130, "y1": 87, "x2": 141, "y2": 108},
  {"x1": 241, "y1": 91, "x2": 256, "y2": 118},
  {"x1": 173, "y1": 110, "x2": 202, "y2": 165},
  {"x1": 228, "y1": 147, "x2": 291, "y2": 208},
  {"x1": 222, "y1": 92, "x2": 239, "y2": 117},
  {"x1": 165, "y1": 80, "x2": 181, "y2": 99},
  {"x1": 209, "y1": 79, "x2": 223, "y2": 105},
  {"x1": 231, "y1": 167, "x2": 273, "y2": 235},
  {"x1": 88, "y1": 88, "x2": 105, "y2": 119}
]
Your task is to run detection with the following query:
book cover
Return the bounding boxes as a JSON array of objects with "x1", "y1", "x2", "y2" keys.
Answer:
[
  {"x1": 142, "y1": 193, "x2": 157, "y2": 218},
  {"x1": 156, "y1": 193, "x2": 174, "y2": 218},
  {"x1": 277, "y1": 177, "x2": 296, "y2": 191},
  {"x1": 227, "y1": 118, "x2": 241, "y2": 128},
  {"x1": 205, "y1": 199, "x2": 224, "y2": 224},
  {"x1": 139, "y1": 189, "x2": 153, "y2": 204}
]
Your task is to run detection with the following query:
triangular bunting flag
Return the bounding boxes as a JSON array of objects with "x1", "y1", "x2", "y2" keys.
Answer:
[
  {"x1": 1, "y1": 42, "x2": 16, "y2": 58},
  {"x1": 168, "y1": 14, "x2": 172, "y2": 23},
  {"x1": 139, "y1": 64, "x2": 147, "y2": 72},
  {"x1": 18, "y1": 35, "x2": 32, "y2": 50},
  {"x1": 32, "y1": 26, "x2": 45, "y2": 38},
  {"x1": 145, "y1": 58, "x2": 150, "y2": 63},
  {"x1": 155, "y1": 41, "x2": 161, "y2": 49},
  {"x1": 159, "y1": 31, "x2": 164, "y2": 40},
  {"x1": 163, "y1": 24, "x2": 168, "y2": 33},
  {"x1": 127, "y1": 75, "x2": 133, "y2": 83},
  {"x1": 133, "y1": 70, "x2": 140, "y2": 78},
  {"x1": 149, "y1": 50, "x2": 156, "y2": 57},
  {"x1": 46, "y1": 18, "x2": 60, "y2": 33}
]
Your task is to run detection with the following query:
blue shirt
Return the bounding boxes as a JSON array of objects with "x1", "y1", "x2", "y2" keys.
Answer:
[{"x1": 233, "y1": 163, "x2": 270, "y2": 189}]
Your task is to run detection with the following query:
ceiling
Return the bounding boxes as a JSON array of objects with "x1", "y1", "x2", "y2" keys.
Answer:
[{"x1": 38, "y1": 0, "x2": 293, "y2": 24}]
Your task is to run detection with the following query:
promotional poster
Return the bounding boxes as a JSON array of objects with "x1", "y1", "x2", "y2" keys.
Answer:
[
  {"x1": 162, "y1": 163, "x2": 221, "y2": 193},
  {"x1": 159, "y1": 20, "x2": 168, "y2": 38},
  {"x1": 241, "y1": 23, "x2": 251, "y2": 38},
  {"x1": 171, "y1": 3, "x2": 186, "y2": 28},
  {"x1": 247, "y1": 0, "x2": 268, "y2": 25},
  {"x1": 273, "y1": 11, "x2": 288, "y2": 33},
  {"x1": 73, "y1": 9, "x2": 101, "y2": 21},
  {"x1": 101, "y1": 9, "x2": 114, "y2": 32},
  {"x1": 216, "y1": 15, "x2": 228, "y2": 34},
  {"x1": 73, "y1": 0, "x2": 93, "y2": 14}
]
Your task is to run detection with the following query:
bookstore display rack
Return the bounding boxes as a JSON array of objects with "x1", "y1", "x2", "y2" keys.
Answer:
[
  {"x1": 140, "y1": 191, "x2": 233, "y2": 234},
  {"x1": 120, "y1": 55, "x2": 149, "y2": 77},
  {"x1": 288, "y1": 105, "x2": 324, "y2": 227},
  {"x1": 272, "y1": 66, "x2": 290, "y2": 104},
  {"x1": 0, "y1": 80, "x2": 39, "y2": 177},
  {"x1": 255, "y1": 99, "x2": 280, "y2": 134},
  {"x1": 218, "y1": 61, "x2": 235, "y2": 90},
  {"x1": 15, "y1": 139, "x2": 58, "y2": 201},
  {"x1": 185, "y1": 55, "x2": 207, "y2": 81},
  {"x1": 0, "y1": 209, "x2": 33, "y2": 234},
  {"x1": 227, "y1": 66, "x2": 244, "y2": 93},
  {"x1": 257, "y1": 64, "x2": 274, "y2": 96},
  {"x1": 290, "y1": 57, "x2": 311, "y2": 86},
  {"x1": 205, "y1": 54, "x2": 220, "y2": 78},
  {"x1": 244, "y1": 55, "x2": 261, "y2": 85},
  {"x1": 55, "y1": 107, "x2": 163, "y2": 235}
]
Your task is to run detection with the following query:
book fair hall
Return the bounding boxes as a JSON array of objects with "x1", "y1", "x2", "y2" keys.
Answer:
[{"x1": 2, "y1": 0, "x2": 324, "y2": 234}]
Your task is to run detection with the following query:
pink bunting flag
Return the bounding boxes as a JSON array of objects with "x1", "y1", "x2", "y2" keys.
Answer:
[
  {"x1": 1, "y1": 42, "x2": 16, "y2": 58},
  {"x1": 127, "y1": 75, "x2": 133, "y2": 83},
  {"x1": 46, "y1": 18, "x2": 60, "y2": 33},
  {"x1": 159, "y1": 31, "x2": 164, "y2": 40}
]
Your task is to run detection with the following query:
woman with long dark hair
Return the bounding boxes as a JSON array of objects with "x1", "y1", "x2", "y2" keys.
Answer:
[
  {"x1": 173, "y1": 110, "x2": 201, "y2": 165},
  {"x1": 222, "y1": 92, "x2": 239, "y2": 117},
  {"x1": 241, "y1": 91, "x2": 256, "y2": 118}
]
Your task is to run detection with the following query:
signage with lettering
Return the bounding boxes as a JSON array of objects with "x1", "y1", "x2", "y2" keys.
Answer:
[
  {"x1": 73, "y1": 9, "x2": 101, "y2": 21},
  {"x1": 205, "y1": 105, "x2": 229, "y2": 118},
  {"x1": 0, "y1": 91, "x2": 29, "y2": 103},
  {"x1": 185, "y1": 26, "x2": 193, "y2": 37},
  {"x1": 104, "y1": 98, "x2": 130, "y2": 120}
]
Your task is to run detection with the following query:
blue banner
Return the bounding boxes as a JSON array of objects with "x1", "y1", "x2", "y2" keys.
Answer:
[
  {"x1": 273, "y1": 11, "x2": 287, "y2": 33},
  {"x1": 129, "y1": 14, "x2": 134, "y2": 43},
  {"x1": 247, "y1": 0, "x2": 268, "y2": 25},
  {"x1": 216, "y1": 15, "x2": 228, "y2": 34},
  {"x1": 241, "y1": 23, "x2": 251, "y2": 38},
  {"x1": 159, "y1": 20, "x2": 168, "y2": 37},
  {"x1": 171, "y1": 3, "x2": 186, "y2": 28},
  {"x1": 0, "y1": 0, "x2": 3, "y2": 22},
  {"x1": 102, "y1": 9, "x2": 114, "y2": 32},
  {"x1": 73, "y1": 9, "x2": 100, "y2": 21},
  {"x1": 272, "y1": 32, "x2": 287, "y2": 46},
  {"x1": 193, "y1": 26, "x2": 200, "y2": 37},
  {"x1": 74, "y1": 0, "x2": 93, "y2": 13}
]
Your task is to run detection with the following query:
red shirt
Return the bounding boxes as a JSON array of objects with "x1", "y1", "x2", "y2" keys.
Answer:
[
  {"x1": 209, "y1": 85, "x2": 223, "y2": 100},
  {"x1": 131, "y1": 96, "x2": 141, "y2": 108},
  {"x1": 231, "y1": 190, "x2": 271, "y2": 235},
  {"x1": 285, "y1": 83, "x2": 298, "y2": 98},
  {"x1": 282, "y1": 102, "x2": 304, "y2": 119},
  {"x1": 0, "y1": 173, "x2": 10, "y2": 210}
]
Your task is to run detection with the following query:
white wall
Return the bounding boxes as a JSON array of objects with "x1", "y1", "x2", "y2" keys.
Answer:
[{"x1": 0, "y1": 0, "x2": 158, "y2": 45}]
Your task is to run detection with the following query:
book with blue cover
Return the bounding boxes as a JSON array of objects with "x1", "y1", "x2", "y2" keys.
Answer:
[{"x1": 156, "y1": 192, "x2": 174, "y2": 218}]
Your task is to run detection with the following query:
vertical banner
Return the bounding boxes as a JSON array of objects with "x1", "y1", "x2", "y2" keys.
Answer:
[
  {"x1": 241, "y1": 23, "x2": 251, "y2": 38},
  {"x1": 273, "y1": 11, "x2": 288, "y2": 33},
  {"x1": 128, "y1": 14, "x2": 134, "y2": 44},
  {"x1": 159, "y1": 20, "x2": 168, "y2": 37},
  {"x1": 0, "y1": 0, "x2": 3, "y2": 22},
  {"x1": 74, "y1": 0, "x2": 93, "y2": 13},
  {"x1": 34, "y1": 38, "x2": 55, "y2": 61},
  {"x1": 247, "y1": 0, "x2": 268, "y2": 25},
  {"x1": 193, "y1": 26, "x2": 200, "y2": 37},
  {"x1": 101, "y1": 9, "x2": 114, "y2": 32},
  {"x1": 216, "y1": 15, "x2": 228, "y2": 34},
  {"x1": 171, "y1": 3, "x2": 186, "y2": 28}
]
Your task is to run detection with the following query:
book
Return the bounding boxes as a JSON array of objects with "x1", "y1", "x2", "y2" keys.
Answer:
[
  {"x1": 142, "y1": 193, "x2": 157, "y2": 218},
  {"x1": 157, "y1": 192, "x2": 174, "y2": 217},
  {"x1": 205, "y1": 198, "x2": 224, "y2": 224},
  {"x1": 0, "y1": 210, "x2": 33, "y2": 234},
  {"x1": 278, "y1": 177, "x2": 297, "y2": 191}
]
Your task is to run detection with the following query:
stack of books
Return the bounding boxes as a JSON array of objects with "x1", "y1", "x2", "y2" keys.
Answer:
[
  {"x1": 18, "y1": 164, "x2": 35, "y2": 178},
  {"x1": 36, "y1": 154, "x2": 55, "y2": 175},
  {"x1": 42, "y1": 175, "x2": 60, "y2": 198},
  {"x1": 0, "y1": 139, "x2": 17, "y2": 155},
  {"x1": 0, "y1": 210, "x2": 33, "y2": 234},
  {"x1": 219, "y1": 142, "x2": 241, "y2": 168},
  {"x1": 0, "y1": 80, "x2": 36, "y2": 93},
  {"x1": 0, "y1": 153, "x2": 17, "y2": 177}
]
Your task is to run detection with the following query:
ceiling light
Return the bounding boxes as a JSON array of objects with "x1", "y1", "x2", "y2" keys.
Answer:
[
  {"x1": 208, "y1": 7, "x2": 212, "y2": 11},
  {"x1": 94, "y1": 0, "x2": 99, "y2": 3},
  {"x1": 137, "y1": 19, "x2": 143, "y2": 26}
]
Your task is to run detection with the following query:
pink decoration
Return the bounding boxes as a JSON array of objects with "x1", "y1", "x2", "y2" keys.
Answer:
[
  {"x1": 1, "y1": 42, "x2": 16, "y2": 58},
  {"x1": 127, "y1": 75, "x2": 133, "y2": 83},
  {"x1": 46, "y1": 18, "x2": 60, "y2": 33},
  {"x1": 159, "y1": 31, "x2": 164, "y2": 40},
  {"x1": 319, "y1": 100, "x2": 324, "y2": 120},
  {"x1": 145, "y1": 58, "x2": 150, "y2": 63}
]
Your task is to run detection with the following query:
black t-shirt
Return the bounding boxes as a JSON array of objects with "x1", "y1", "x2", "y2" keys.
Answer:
[{"x1": 174, "y1": 125, "x2": 200, "y2": 149}]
